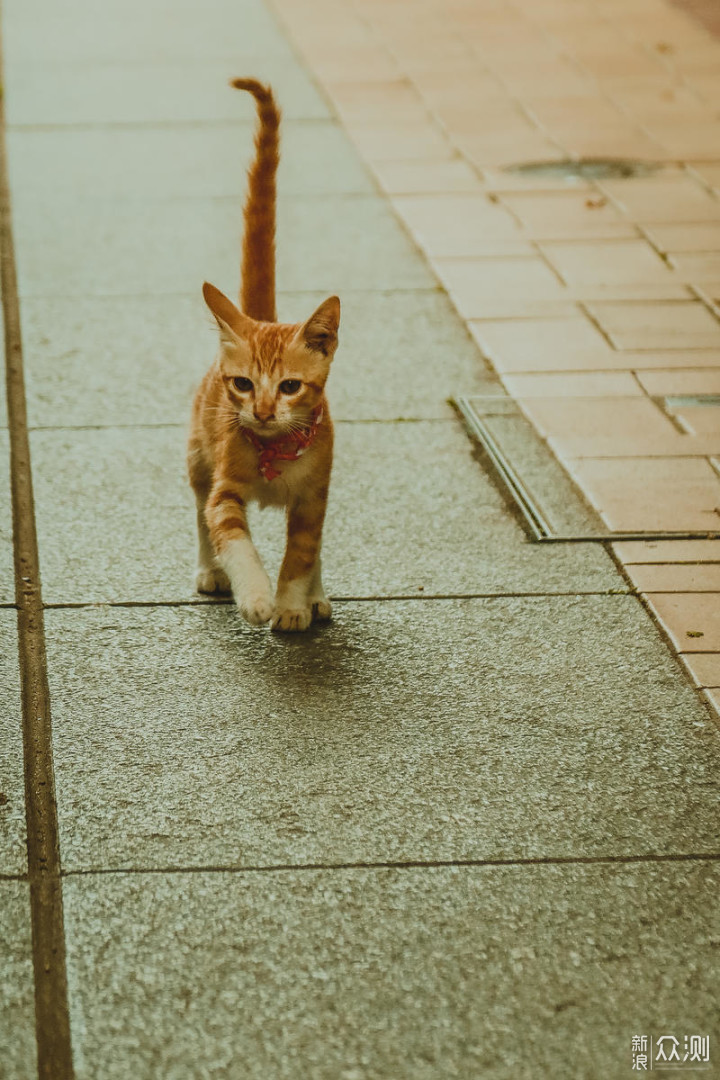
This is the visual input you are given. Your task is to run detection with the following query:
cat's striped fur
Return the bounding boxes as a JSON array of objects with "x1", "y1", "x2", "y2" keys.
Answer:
[{"x1": 187, "y1": 78, "x2": 340, "y2": 632}]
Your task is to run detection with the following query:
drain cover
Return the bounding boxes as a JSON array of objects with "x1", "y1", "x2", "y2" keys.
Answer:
[
  {"x1": 453, "y1": 395, "x2": 720, "y2": 542},
  {"x1": 504, "y1": 158, "x2": 664, "y2": 182}
]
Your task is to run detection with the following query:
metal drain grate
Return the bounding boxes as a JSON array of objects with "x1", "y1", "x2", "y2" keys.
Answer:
[{"x1": 453, "y1": 395, "x2": 720, "y2": 543}]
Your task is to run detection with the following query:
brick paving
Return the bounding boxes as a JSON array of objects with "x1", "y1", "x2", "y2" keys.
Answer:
[{"x1": 271, "y1": 0, "x2": 720, "y2": 713}]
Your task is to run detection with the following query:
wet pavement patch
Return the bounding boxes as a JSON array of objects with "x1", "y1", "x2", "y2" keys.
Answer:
[{"x1": 504, "y1": 159, "x2": 665, "y2": 182}]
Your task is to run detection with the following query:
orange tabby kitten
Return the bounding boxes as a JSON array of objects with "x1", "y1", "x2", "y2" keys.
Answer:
[{"x1": 188, "y1": 78, "x2": 340, "y2": 632}]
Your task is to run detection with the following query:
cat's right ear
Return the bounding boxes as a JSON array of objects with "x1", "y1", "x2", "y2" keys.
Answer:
[{"x1": 203, "y1": 282, "x2": 253, "y2": 347}]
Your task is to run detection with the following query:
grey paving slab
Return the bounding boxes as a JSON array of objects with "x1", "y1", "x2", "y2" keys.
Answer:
[
  {"x1": 4, "y1": 58, "x2": 328, "y2": 128},
  {"x1": 12, "y1": 196, "x2": 434, "y2": 298},
  {"x1": 31, "y1": 423, "x2": 619, "y2": 605},
  {"x1": 46, "y1": 597, "x2": 718, "y2": 872},
  {"x1": 4, "y1": 0, "x2": 292, "y2": 66},
  {"x1": 22, "y1": 290, "x2": 491, "y2": 429},
  {"x1": 7, "y1": 121, "x2": 375, "y2": 202},
  {"x1": 0, "y1": 610, "x2": 27, "y2": 876},
  {"x1": 0, "y1": 882, "x2": 36, "y2": 1080},
  {"x1": 63, "y1": 863, "x2": 719, "y2": 1080}
]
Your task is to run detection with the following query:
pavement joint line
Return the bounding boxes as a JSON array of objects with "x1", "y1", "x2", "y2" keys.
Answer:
[
  {"x1": 0, "y1": 18, "x2": 74, "y2": 1080},
  {"x1": 24, "y1": 418, "x2": 455, "y2": 433},
  {"x1": 15, "y1": 286, "x2": 445, "y2": 301},
  {"x1": 58, "y1": 851, "x2": 720, "y2": 879},
  {"x1": 6, "y1": 118, "x2": 337, "y2": 133},
  {"x1": 40, "y1": 590, "x2": 634, "y2": 611}
]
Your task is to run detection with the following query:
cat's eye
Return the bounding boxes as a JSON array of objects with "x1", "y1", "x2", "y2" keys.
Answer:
[
  {"x1": 232, "y1": 376, "x2": 253, "y2": 393},
  {"x1": 279, "y1": 379, "x2": 302, "y2": 395}
]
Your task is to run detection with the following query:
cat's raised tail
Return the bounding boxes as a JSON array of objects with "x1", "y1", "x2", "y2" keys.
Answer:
[{"x1": 230, "y1": 77, "x2": 280, "y2": 323}]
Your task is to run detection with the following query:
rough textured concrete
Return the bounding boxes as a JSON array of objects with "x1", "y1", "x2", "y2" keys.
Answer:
[
  {"x1": 46, "y1": 598, "x2": 718, "y2": 872},
  {"x1": 3, "y1": 57, "x2": 327, "y2": 126},
  {"x1": 22, "y1": 290, "x2": 494, "y2": 428},
  {"x1": 0, "y1": 882, "x2": 36, "y2": 1080},
  {"x1": 11, "y1": 196, "x2": 435, "y2": 299},
  {"x1": 63, "y1": 863, "x2": 720, "y2": 1080},
  {"x1": 8, "y1": 122, "x2": 376, "y2": 202},
  {"x1": 3, "y1": 0, "x2": 291, "y2": 66},
  {"x1": 31, "y1": 423, "x2": 620, "y2": 604},
  {"x1": 0, "y1": 612, "x2": 27, "y2": 875}
]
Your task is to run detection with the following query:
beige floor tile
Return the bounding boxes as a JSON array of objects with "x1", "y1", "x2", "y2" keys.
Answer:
[
  {"x1": 621, "y1": 350, "x2": 720, "y2": 369},
  {"x1": 626, "y1": 563, "x2": 720, "y2": 591},
  {"x1": 646, "y1": 123, "x2": 720, "y2": 160},
  {"x1": 499, "y1": 191, "x2": 638, "y2": 239},
  {"x1": 566, "y1": 457, "x2": 720, "y2": 532},
  {"x1": 674, "y1": 404, "x2": 720, "y2": 437},
  {"x1": 553, "y1": 132, "x2": 666, "y2": 161},
  {"x1": 608, "y1": 84, "x2": 708, "y2": 117},
  {"x1": 502, "y1": 372, "x2": 642, "y2": 397},
  {"x1": 327, "y1": 80, "x2": 425, "y2": 117},
  {"x1": 522, "y1": 95, "x2": 629, "y2": 130},
  {"x1": 601, "y1": 175, "x2": 720, "y2": 223},
  {"x1": 478, "y1": 168, "x2": 593, "y2": 193},
  {"x1": 393, "y1": 194, "x2": 530, "y2": 257},
  {"x1": 613, "y1": 539, "x2": 720, "y2": 562},
  {"x1": 454, "y1": 132, "x2": 566, "y2": 170},
  {"x1": 636, "y1": 369, "x2": 720, "y2": 395},
  {"x1": 373, "y1": 158, "x2": 481, "y2": 195},
  {"x1": 643, "y1": 222, "x2": 720, "y2": 253},
  {"x1": 701, "y1": 687, "x2": 720, "y2": 717},
  {"x1": 431, "y1": 103, "x2": 533, "y2": 138},
  {"x1": 490, "y1": 58, "x2": 596, "y2": 96},
  {"x1": 680, "y1": 651, "x2": 720, "y2": 688},
  {"x1": 308, "y1": 48, "x2": 402, "y2": 83},
  {"x1": 645, "y1": 593, "x2": 720, "y2": 651},
  {"x1": 520, "y1": 395, "x2": 677, "y2": 440},
  {"x1": 668, "y1": 253, "x2": 720, "y2": 281},
  {"x1": 688, "y1": 161, "x2": 720, "y2": 191},
  {"x1": 570, "y1": 283, "x2": 690, "y2": 301},
  {"x1": 552, "y1": 432, "x2": 720, "y2": 458},
  {"x1": 433, "y1": 256, "x2": 571, "y2": 318},
  {"x1": 587, "y1": 301, "x2": 720, "y2": 350},
  {"x1": 350, "y1": 125, "x2": 454, "y2": 162},
  {"x1": 469, "y1": 316, "x2": 621, "y2": 373},
  {"x1": 416, "y1": 71, "x2": 508, "y2": 108},
  {"x1": 540, "y1": 238, "x2": 675, "y2": 285}
]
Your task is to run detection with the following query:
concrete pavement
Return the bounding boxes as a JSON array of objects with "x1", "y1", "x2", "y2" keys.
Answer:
[{"x1": 0, "y1": 0, "x2": 718, "y2": 1077}]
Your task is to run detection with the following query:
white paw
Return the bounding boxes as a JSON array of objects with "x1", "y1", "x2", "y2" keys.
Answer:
[
  {"x1": 239, "y1": 592, "x2": 275, "y2": 626},
  {"x1": 195, "y1": 566, "x2": 231, "y2": 594},
  {"x1": 271, "y1": 605, "x2": 313, "y2": 633},
  {"x1": 311, "y1": 597, "x2": 332, "y2": 621}
]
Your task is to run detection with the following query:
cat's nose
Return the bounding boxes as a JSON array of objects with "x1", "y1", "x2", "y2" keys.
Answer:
[{"x1": 254, "y1": 405, "x2": 275, "y2": 422}]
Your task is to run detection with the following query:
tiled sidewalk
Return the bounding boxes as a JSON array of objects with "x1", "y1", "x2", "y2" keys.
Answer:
[{"x1": 272, "y1": 0, "x2": 720, "y2": 717}]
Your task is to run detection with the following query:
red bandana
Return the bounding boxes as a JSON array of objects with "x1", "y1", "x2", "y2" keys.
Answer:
[{"x1": 242, "y1": 406, "x2": 324, "y2": 481}]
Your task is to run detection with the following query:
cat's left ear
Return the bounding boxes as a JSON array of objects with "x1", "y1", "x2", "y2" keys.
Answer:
[{"x1": 298, "y1": 296, "x2": 340, "y2": 358}]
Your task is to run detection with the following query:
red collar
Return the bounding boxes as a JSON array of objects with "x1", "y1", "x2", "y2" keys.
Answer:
[{"x1": 242, "y1": 405, "x2": 324, "y2": 481}]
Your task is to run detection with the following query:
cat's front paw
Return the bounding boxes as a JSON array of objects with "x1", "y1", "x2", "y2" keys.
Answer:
[
  {"x1": 237, "y1": 591, "x2": 275, "y2": 626},
  {"x1": 271, "y1": 605, "x2": 313, "y2": 633},
  {"x1": 195, "y1": 566, "x2": 231, "y2": 594}
]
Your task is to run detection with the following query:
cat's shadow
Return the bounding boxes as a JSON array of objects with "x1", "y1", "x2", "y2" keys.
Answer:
[{"x1": 211, "y1": 602, "x2": 388, "y2": 717}]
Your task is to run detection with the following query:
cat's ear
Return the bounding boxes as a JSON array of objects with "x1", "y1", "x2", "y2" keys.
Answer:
[
  {"x1": 203, "y1": 282, "x2": 254, "y2": 346},
  {"x1": 298, "y1": 296, "x2": 340, "y2": 357}
]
